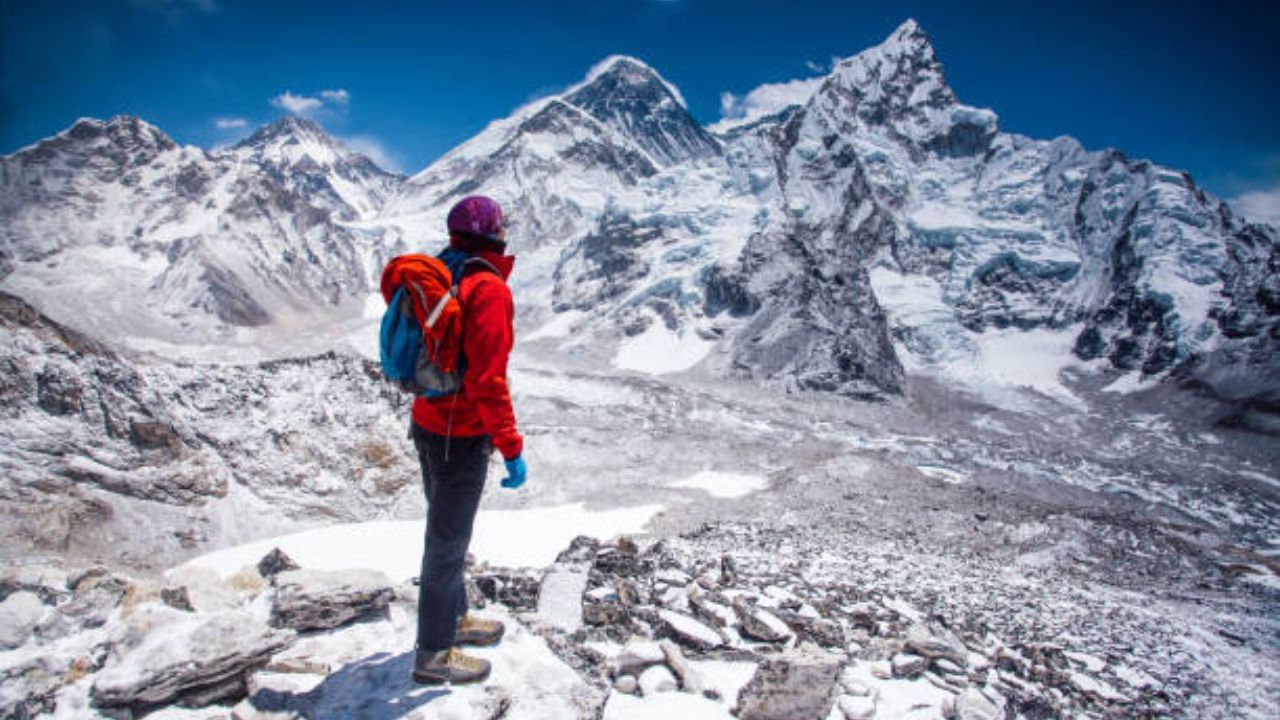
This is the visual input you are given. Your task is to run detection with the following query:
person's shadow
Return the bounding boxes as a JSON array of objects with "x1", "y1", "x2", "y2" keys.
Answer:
[{"x1": 246, "y1": 651, "x2": 448, "y2": 720}]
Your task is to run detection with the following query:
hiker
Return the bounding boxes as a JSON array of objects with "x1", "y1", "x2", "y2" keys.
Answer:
[{"x1": 408, "y1": 195, "x2": 527, "y2": 685}]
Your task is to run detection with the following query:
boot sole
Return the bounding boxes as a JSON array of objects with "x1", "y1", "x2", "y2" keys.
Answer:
[
  {"x1": 455, "y1": 626, "x2": 506, "y2": 647},
  {"x1": 412, "y1": 668, "x2": 491, "y2": 685}
]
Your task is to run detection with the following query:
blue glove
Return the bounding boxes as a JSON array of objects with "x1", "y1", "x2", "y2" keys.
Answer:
[{"x1": 501, "y1": 455, "x2": 527, "y2": 489}]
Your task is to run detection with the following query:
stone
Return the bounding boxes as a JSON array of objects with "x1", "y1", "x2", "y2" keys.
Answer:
[
  {"x1": 638, "y1": 664, "x2": 678, "y2": 696},
  {"x1": 256, "y1": 548, "x2": 301, "y2": 578},
  {"x1": 736, "y1": 644, "x2": 843, "y2": 720},
  {"x1": 734, "y1": 597, "x2": 793, "y2": 643},
  {"x1": 869, "y1": 661, "x2": 893, "y2": 680},
  {"x1": 720, "y1": 555, "x2": 738, "y2": 586},
  {"x1": 614, "y1": 675, "x2": 639, "y2": 695},
  {"x1": 954, "y1": 687, "x2": 1001, "y2": 720},
  {"x1": 90, "y1": 610, "x2": 294, "y2": 713},
  {"x1": 659, "y1": 639, "x2": 705, "y2": 694},
  {"x1": 935, "y1": 658, "x2": 964, "y2": 676},
  {"x1": 583, "y1": 600, "x2": 628, "y2": 626},
  {"x1": 612, "y1": 640, "x2": 667, "y2": 676},
  {"x1": 0, "y1": 564, "x2": 70, "y2": 605},
  {"x1": 892, "y1": 653, "x2": 927, "y2": 678},
  {"x1": 905, "y1": 623, "x2": 967, "y2": 665},
  {"x1": 161, "y1": 586, "x2": 195, "y2": 612},
  {"x1": 657, "y1": 609, "x2": 723, "y2": 651},
  {"x1": 473, "y1": 572, "x2": 541, "y2": 610},
  {"x1": 778, "y1": 610, "x2": 845, "y2": 648},
  {"x1": 838, "y1": 693, "x2": 877, "y2": 720},
  {"x1": 0, "y1": 591, "x2": 47, "y2": 650},
  {"x1": 555, "y1": 535, "x2": 600, "y2": 564},
  {"x1": 270, "y1": 569, "x2": 394, "y2": 632}
]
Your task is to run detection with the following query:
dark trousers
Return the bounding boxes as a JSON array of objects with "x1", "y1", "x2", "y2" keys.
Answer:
[{"x1": 412, "y1": 425, "x2": 491, "y2": 651}]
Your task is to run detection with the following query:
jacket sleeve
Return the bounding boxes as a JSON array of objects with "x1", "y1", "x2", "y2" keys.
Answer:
[{"x1": 461, "y1": 275, "x2": 524, "y2": 460}]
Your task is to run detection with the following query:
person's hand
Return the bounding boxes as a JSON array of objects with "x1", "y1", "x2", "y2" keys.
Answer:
[{"x1": 501, "y1": 455, "x2": 527, "y2": 489}]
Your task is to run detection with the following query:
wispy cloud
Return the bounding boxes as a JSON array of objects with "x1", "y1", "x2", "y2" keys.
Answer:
[
  {"x1": 711, "y1": 75, "x2": 826, "y2": 132},
  {"x1": 271, "y1": 91, "x2": 324, "y2": 115},
  {"x1": 320, "y1": 89, "x2": 350, "y2": 105},
  {"x1": 270, "y1": 88, "x2": 351, "y2": 116},
  {"x1": 341, "y1": 135, "x2": 404, "y2": 174},
  {"x1": 1231, "y1": 185, "x2": 1280, "y2": 226},
  {"x1": 213, "y1": 117, "x2": 248, "y2": 130}
]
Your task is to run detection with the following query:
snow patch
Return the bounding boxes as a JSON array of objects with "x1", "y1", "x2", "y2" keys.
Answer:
[
  {"x1": 176, "y1": 502, "x2": 664, "y2": 580},
  {"x1": 615, "y1": 321, "x2": 714, "y2": 375},
  {"x1": 670, "y1": 470, "x2": 768, "y2": 499}
]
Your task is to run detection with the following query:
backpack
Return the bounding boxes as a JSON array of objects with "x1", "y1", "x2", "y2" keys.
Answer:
[{"x1": 378, "y1": 248, "x2": 495, "y2": 397}]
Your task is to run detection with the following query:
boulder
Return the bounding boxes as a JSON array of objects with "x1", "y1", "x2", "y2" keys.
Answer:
[
  {"x1": 638, "y1": 664, "x2": 679, "y2": 696},
  {"x1": 0, "y1": 590, "x2": 47, "y2": 649},
  {"x1": 892, "y1": 653, "x2": 927, "y2": 678},
  {"x1": 905, "y1": 622, "x2": 967, "y2": 665},
  {"x1": 256, "y1": 547, "x2": 301, "y2": 578},
  {"x1": 734, "y1": 598, "x2": 793, "y2": 643},
  {"x1": 611, "y1": 640, "x2": 668, "y2": 676},
  {"x1": 954, "y1": 687, "x2": 1002, "y2": 720},
  {"x1": 838, "y1": 693, "x2": 877, "y2": 720},
  {"x1": 736, "y1": 644, "x2": 842, "y2": 720},
  {"x1": 91, "y1": 610, "x2": 294, "y2": 713},
  {"x1": 659, "y1": 638, "x2": 705, "y2": 694},
  {"x1": 270, "y1": 569, "x2": 394, "y2": 632},
  {"x1": 657, "y1": 609, "x2": 723, "y2": 651}
]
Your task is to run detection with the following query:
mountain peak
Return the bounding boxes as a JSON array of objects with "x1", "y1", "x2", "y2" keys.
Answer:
[
  {"x1": 827, "y1": 17, "x2": 955, "y2": 114},
  {"x1": 236, "y1": 115, "x2": 336, "y2": 151},
  {"x1": 563, "y1": 55, "x2": 719, "y2": 166}
]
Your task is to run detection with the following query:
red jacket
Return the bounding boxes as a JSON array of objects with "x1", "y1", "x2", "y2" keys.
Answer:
[{"x1": 411, "y1": 250, "x2": 524, "y2": 460}]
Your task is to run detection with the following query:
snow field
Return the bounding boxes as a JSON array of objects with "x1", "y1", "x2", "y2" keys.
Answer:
[{"x1": 176, "y1": 502, "x2": 664, "y2": 581}]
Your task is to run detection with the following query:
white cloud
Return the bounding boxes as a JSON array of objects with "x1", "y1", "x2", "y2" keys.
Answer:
[
  {"x1": 320, "y1": 89, "x2": 350, "y2": 105},
  {"x1": 271, "y1": 91, "x2": 324, "y2": 115},
  {"x1": 709, "y1": 75, "x2": 826, "y2": 133},
  {"x1": 270, "y1": 88, "x2": 351, "y2": 116},
  {"x1": 213, "y1": 117, "x2": 248, "y2": 129},
  {"x1": 1231, "y1": 186, "x2": 1280, "y2": 226},
  {"x1": 341, "y1": 135, "x2": 404, "y2": 174}
]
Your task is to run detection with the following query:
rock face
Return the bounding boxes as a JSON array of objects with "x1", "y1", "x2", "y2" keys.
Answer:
[
  {"x1": 269, "y1": 569, "x2": 395, "y2": 632},
  {"x1": 0, "y1": 291, "x2": 418, "y2": 570},
  {"x1": 0, "y1": 116, "x2": 400, "y2": 338},
  {"x1": 90, "y1": 609, "x2": 294, "y2": 713},
  {"x1": 735, "y1": 645, "x2": 843, "y2": 720}
]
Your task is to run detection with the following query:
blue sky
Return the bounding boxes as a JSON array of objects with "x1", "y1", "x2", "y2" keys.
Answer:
[{"x1": 3, "y1": 0, "x2": 1277, "y2": 216}]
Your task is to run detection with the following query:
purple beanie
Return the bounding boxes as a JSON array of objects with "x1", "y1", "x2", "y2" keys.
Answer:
[{"x1": 447, "y1": 195, "x2": 505, "y2": 240}]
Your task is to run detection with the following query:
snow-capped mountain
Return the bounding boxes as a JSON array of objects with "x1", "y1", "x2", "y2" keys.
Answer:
[
  {"x1": 1, "y1": 21, "x2": 1276, "y2": 402},
  {"x1": 0, "y1": 115, "x2": 399, "y2": 348}
]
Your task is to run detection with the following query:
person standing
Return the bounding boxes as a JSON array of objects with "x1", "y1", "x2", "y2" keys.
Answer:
[{"x1": 410, "y1": 195, "x2": 527, "y2": 685}]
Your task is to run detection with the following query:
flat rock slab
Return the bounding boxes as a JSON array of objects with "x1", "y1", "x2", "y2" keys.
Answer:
[
  {"x1": 91, "y1": 609, "x2": 293, "y2": 712},
  {"x1": 270, "y1": 569, "x2": 395, "y2": 632},
  {"x1": 736, "y1": 645, "x2": 842, "y2": 720}
]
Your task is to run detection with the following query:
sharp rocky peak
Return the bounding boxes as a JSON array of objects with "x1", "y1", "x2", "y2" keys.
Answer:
[
  {"x1": 562, "y1": 55, "x2": 720, "y2": 166},
  {"x1": 829, "y1": 18, "x2": 955, "y2": 108},
  {"x1": 51, "y1": 115, "x2": 177, "y2": 154},
  {"x1": 235, "y1": 115, "x2": 339, "y2": 152}
]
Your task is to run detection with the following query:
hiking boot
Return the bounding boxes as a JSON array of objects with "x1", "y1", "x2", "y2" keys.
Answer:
[
  {"x1": 455, "y1": 614, "x2": 505, "y2": 647},
  {"x1": 412, "y1": 647, "x2": 491, "y2": 685}
]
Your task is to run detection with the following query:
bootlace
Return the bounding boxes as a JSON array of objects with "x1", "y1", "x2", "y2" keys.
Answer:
[{"x1": 446, "y1": 647, "x2": 485, "y2": 671}]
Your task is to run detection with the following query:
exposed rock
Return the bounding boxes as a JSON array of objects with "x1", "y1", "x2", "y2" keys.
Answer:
[
  {"x1": 954, "y1": 687, "x2": 1002, "y2": 720},
  {"x1": 0, "y1": 564, "x2": 71, "y2": 605},
  {"x1": 473, "y1": 571, "x2": 541, "y2": 611},
  {"x1": 905, "y1": 622, "x2": 967, "y2": 665},
  {"x1": 614, "y1": 674, "x2": 639, "y2": 695},
  {"x1": 734, "y1": 597, "x2": 794, "y2": 643},
  {"x1": 161, "y1": 585, "x2": 195, "y2": 612},
  {"x1": 257, "y1": 547, "x2": 301, "y2": 578},
  {"x1": 555, "y1": 535, "x2": 601, "y2": 564},
  {"x1": 892, "y1": 653, "x2": 927, "y2": 678},
  {"x1": 611, "y1": 640, "x2": 667, "y2": 676},
  {"x1": 0, "y1": 590, "x2": 47, "y2": 649},
  {"x1": 90, "y1": 610, "x2": 294, "y2": 713},
  {"x1": 778, "y1": 610, "x2": 844, "y2": 648},
  {"x1": 735, "y1": 644, "x2": 843, "y2": 720},
  {"x1": 657, "y1": 609, "x2": 723, "y2": 650},
  {"x1": 270, "y1": 569, "x2": 394, "y2": 632},
  {"x1": 638, "y1": 664, "x2": 679, "y2": 695},
  {"x1": 838, "y1": 693, "x2": 877, "y2": 720},
  {"x1": 659, "y1": 638, "x2": 705, "y2": 694}
]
